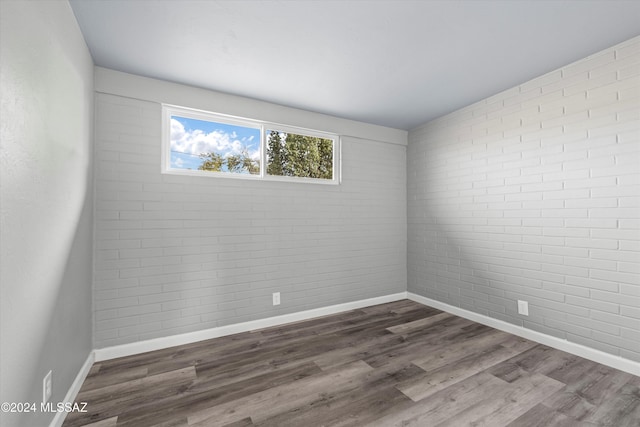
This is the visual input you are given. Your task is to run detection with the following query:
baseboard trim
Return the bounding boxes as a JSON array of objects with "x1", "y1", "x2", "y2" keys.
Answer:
[
  {"x1": 408, "y1": 292, "x2": 640, "y2": 377},
  {"x1": 50, "y1": 350, "x2": 95, "y2": 427},
  {"x1": 94, "y1": 292, "x2": 408, "y2": 361}
]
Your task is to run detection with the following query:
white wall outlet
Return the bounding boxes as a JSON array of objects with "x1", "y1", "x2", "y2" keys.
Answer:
[
  {"x1": 517, "y1": 300, "x2": 529, "y2": 316},
  {"x1": 43, "y1": 370, "x2": 52, "y2": 404},
  {"x1": 272, "y1": 292, "x2": 281, "y2": 306}
]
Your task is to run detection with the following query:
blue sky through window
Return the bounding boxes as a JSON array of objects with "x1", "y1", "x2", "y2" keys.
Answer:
[{"x1": 170, "y1": 115, "x2": 261, "y2": 172}]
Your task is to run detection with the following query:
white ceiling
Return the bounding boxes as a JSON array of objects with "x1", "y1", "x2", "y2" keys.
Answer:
[{"x1": 70, "y1": 0, "x2": 640, "y2": 130}]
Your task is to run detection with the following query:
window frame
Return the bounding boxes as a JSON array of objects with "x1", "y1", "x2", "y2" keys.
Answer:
[{"x1": 162, "y1": 104, "x2": 341, "y2": 185}]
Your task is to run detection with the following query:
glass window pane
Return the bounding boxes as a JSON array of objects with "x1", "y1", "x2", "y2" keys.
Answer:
[
  {"x1": 170, "y1": 115, "x2": 261, "y2": 175},
  {"x1": 266, "y1": 129, "x2": 333, "y2": 179}
]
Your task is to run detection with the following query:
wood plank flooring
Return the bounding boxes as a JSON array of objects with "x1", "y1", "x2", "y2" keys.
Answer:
[{"x1": 63, "y1": 300, "x2": 640, "y2": 427}]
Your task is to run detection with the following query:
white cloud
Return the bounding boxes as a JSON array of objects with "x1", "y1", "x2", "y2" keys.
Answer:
[{"x1": 170, "y1": 118, "x2": 259, "y2": 159}]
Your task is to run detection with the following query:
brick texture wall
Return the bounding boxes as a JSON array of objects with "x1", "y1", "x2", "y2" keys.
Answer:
[
  {"x1": 94, "y1": 92, "x2": 406, "y2": 348},
  {"x1": 408, "y1": 37, "x2": 640, "y2": 362}
]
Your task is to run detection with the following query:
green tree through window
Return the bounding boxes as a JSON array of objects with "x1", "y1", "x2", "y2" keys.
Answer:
[
  {"x1": 198, "y1": 149, "x2": 259, "y2": 174},
  {"x1": 266, "y1": 130, "x2": 333, "y2": 179},
  {"x1": 266, "y1": 130, "x2": 285, "y2": 176}
]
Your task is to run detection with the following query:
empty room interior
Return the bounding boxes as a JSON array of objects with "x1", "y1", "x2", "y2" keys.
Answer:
[{"x1": 2, "y1": 0, "x2": 640, "y2": 426}]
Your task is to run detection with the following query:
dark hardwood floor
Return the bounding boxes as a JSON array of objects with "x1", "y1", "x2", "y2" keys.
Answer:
[{"x1": 63, "y1": 300, "x2": 640, "y2": 427}]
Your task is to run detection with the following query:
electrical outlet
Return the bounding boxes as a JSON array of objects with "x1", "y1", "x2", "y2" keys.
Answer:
[
  {"x1": 43, "y1": 370, "x2": 52, "y2": 404},
  {"x1": 517, "y1": 300, "x2": 529, "y2": 316},
  {"x1": 272, "y1": 292, "x2": 280, "y2": 306}
]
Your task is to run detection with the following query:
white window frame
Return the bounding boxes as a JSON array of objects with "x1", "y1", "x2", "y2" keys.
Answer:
[{"x1": 162, "y1": 104, "x2": 341, "y2": 185}]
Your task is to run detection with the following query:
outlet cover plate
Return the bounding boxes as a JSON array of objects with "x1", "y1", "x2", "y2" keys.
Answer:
[
  {"x1": 273, "y1": 292, "x2": 281, "y2": 306},
  {"x1": 517, "y1": 300, "x2": 529, "y2": 316},
  {"x1": 43, "y1": 370, "x2": 52, "y2": 404}
]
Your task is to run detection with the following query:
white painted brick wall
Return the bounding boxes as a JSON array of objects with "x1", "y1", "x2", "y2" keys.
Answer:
[
  {"x1": 94, "y1": 93, "x2": 407, "y2": 347},
  {"x1": 408, "y1": 36, "x2": 640, "y2": 362}
]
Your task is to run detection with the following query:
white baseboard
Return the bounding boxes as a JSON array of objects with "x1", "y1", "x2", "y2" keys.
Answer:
[
  {"x1": 408, "y1": 292, "x2": 640, "y2": 377},
  {"x1": 50, "y1": 350, "x2": 95, "y2": 427},
  {"x1": 94, "y1": 292, "x2": 408, "y2": 361}
]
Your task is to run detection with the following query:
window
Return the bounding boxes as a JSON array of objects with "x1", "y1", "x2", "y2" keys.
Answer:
[
  {"x1": 266, "y1": 127, "x2": 334, "y2": 180},
  {"x1": 162, "y1": 105, "x2": 339, "y2": 184}
]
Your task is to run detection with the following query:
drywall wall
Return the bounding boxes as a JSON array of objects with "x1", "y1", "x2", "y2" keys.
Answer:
[
  {"x1": 408, "y1": 36, "x2": 640, "y2": 363},
  {"x1": 0, "y1": 1, "x2": 94, "y2": 426},
  {"x1": 93, "y1": 69, "x2": 407, "y2": 348}
]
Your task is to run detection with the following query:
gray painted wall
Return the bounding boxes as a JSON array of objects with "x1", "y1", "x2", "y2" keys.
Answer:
[
  {"x1": 0, "y1": 1, "x2": 94, "y2": 426},
  {"x1": 92, "y1": 72, "x2": 407, "y2": 348},
  {"x1": 408, "y1": 36, "x2": 640, "y2": 363}
]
